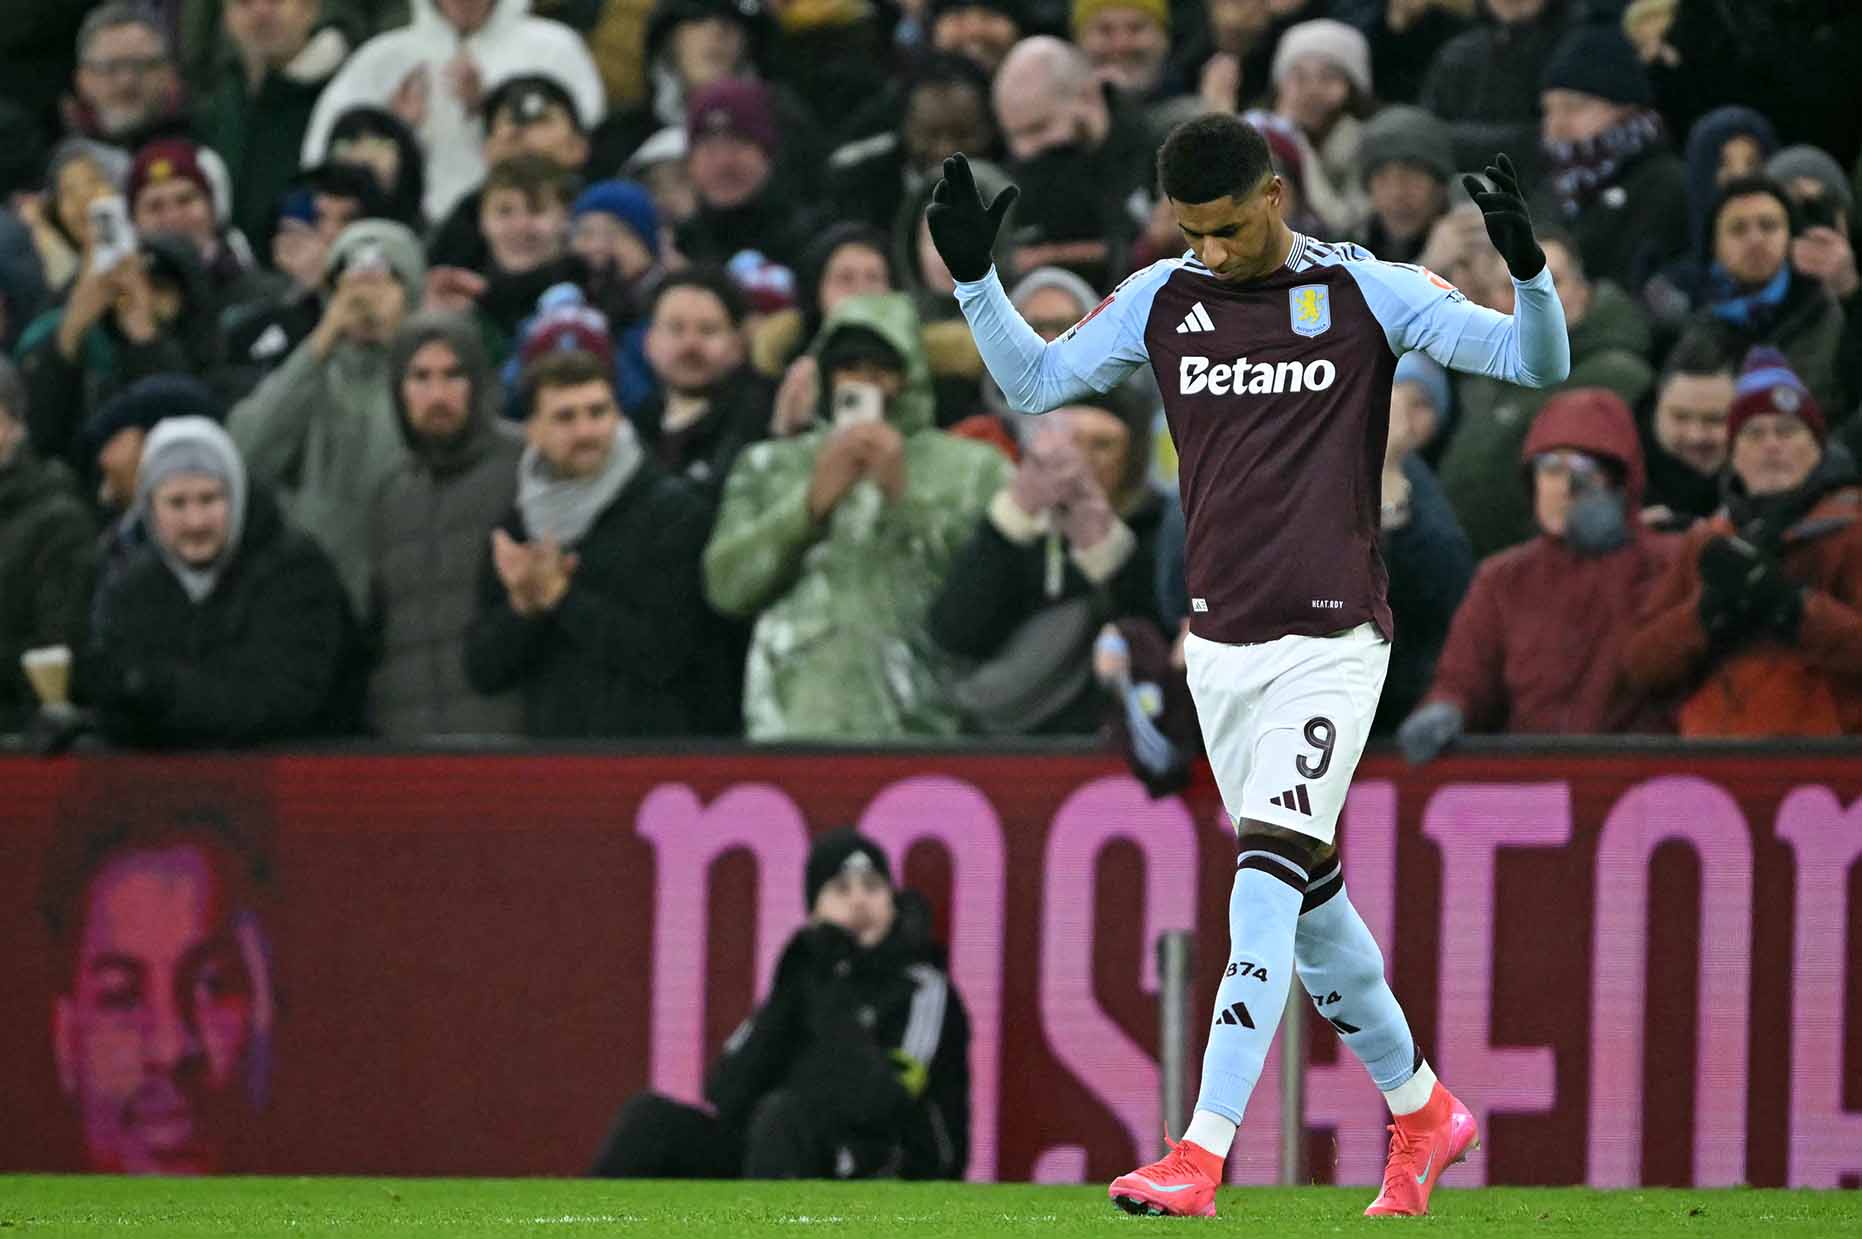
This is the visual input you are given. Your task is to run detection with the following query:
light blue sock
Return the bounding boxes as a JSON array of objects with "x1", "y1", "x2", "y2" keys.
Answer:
[
  {"x1": 1192, "y1": 842, "x2": 1307, "y2": 1125},
  {"x1": 1294, "y1": 870, "x2": 1418, "y2": 1092}
]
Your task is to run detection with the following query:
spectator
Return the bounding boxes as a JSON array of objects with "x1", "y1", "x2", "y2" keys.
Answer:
[
  {"x1": 427, "y1": 73, "x2": 591, "y2": 272},
  {"x1": 1680, "y1": 107, "x2": 1778, "y2": 260},
  {"x1": 928, "y1": 0, "x2": 1024, "y2": 76},
  {"x1": 81, "y1": 415, "x2": 360, "y2": 746},
  {"x1": 83, "y1": 374, "x2": 224, "y2": 611},
  {"x1": 227, "y1": 219, "x2": 426, "y2": 617},
  {"x1": 1625, "y1": 353, "x2": 1862, "y2": 736},
  {"x1": 0, "y1": 359, "x2": 97, "y2": 735},
  {"x1": 754, "y1": 222, "x2": 895, "y2": 382},
  {"x1": 26, "y1": 139, "x2": 133, "y2": 295},
  {"x1": 1376, "y1": 350, "x2": 1475, "y2": 732},
  {"x1": 826, "y1": 53, "x2": 999, "y2": 238},
  {"x1": 0, "y1": 210, "x2": 51, "y2": 355},
  {"x1": 1438, "y1": 230, "x2": 1654, "y2": 557},
  {"x1": 1398, "y1": 388, "x2": 1675, "y2": 761},
  {"x1": 463, "y1": 349, "x2": 722, "y2": 736},
  {"x1": 367, "y1": 312, "x2": 525, "y2": 739},
  {"x1": 928, "y1": 388, "x2": 1169, "y2": 735},
  {"x1": 1357, "y1": 104, "x2": 1455, "y2": 264},
  {"x1": 62, "y1": 4, "x2": 190, "y2": 152},
  {"x1": 1637, "y1": 327, "x2": 1733, "y2": 532},
  {"x1": 1333, "y1": 0, "x2": 1469, "y2": 107},
  {"x1": 676, "y1": 78, "x2": 819, "y2": 271},
  {"x1": 1536, "y1": 20, "x2": 1688, "y2": 297},
  {"x1": 569, "y1": 179, "x2": 665, "y2": 371},
  {"x1": 703, "y1": 292, "x2": 1011, "y2": 740},
  {"x1": 635, "y1": 269, "x2": 771, "y2": 503},
  {"x1": 197, "y1": 0, "x2": 353, "y2": 252},
  {"x1": 323, "y1": 104, "x2": 429, "y2": 229},
  {"x1": 1073, "y1": 0, "x2": 1173, "y2": 101},
  {"x1": 126, "y1": 138, "x2": 273, "y2": 309},
  {"x1": 1420, "y1": 0, "x2": 1567, "y2": 178},
  {"x1": 1766, "y1": 146, "x2": 1862, "y2": 417},
  {"x1": 1269, "y1": 18, "x2": 1374, "y2": 237},
  {"x1": 1684, "y1": 177, "x2": 1846, "y2": 414},
  {"x1": 16, "y1": 234, "x2": 223, "y2": 474},
  {"x1": 302, "y1": 0, "x2": 605, "y2": 222},
  {"x1": 592, "y1": 829, "x2": 969, "y2": 1181}
]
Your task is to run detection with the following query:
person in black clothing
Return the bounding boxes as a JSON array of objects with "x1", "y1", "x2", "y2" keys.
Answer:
[
  {"x1": 1637, "y1": 326, "x2": 1735, "y2": 531},
  {"x1": 592, "y1": 829, "x2": 971, "y2": 1181},
  {"x1": 80, "y1": 415, "x2": 359, "y2": 747},
  {"x1": 635, "y1": 269, "x2": 771, "y2": 502},
  {"x1": 463, "y1": 349, "x2": 726, "y2": 736}
]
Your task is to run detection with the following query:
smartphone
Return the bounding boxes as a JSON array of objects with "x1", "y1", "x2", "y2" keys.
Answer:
[
  {"x1": 87, "y1": 195, "x2": 137, "y2": 274},
  {"x1": 1797, "y1": 193, "x2": 1841, "y2": 233},
  {"x1": 832, "y1": 381, "x2": 884, "y2": 428}
]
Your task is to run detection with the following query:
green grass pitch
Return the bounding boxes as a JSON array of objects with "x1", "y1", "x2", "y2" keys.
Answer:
[{"x1": 3, "y1": 1178, "x2": 1857, "y2": 1237}]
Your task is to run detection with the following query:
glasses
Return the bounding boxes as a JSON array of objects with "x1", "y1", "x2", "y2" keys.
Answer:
[{"x1": 82, "y1": 55, "x2": 168, "y2": 79}]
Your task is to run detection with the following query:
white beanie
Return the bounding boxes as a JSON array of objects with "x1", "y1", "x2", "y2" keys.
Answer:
[{"x1": 1272, "y1": 18, "x2": 1373, "y2": 99}]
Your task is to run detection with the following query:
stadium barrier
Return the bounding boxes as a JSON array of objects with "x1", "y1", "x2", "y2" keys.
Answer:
[{"x1": 2, "y1": 743, "x2": 1857, "y2": 1188}]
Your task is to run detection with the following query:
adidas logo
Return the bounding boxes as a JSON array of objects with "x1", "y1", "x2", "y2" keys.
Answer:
[
  {"x1": 1175, "y1": 301, "x2": 1215, "y2": 334},
  {"x1": 1216, "y1": 1001, "x2": 1255, "y2": 1028},
  {"x1": 1270, "y1": 785, "x2": 1313, "y2": 815}
]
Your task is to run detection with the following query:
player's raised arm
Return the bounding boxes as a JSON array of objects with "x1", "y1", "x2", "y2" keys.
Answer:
[
  {"x1": 1350, "y1": 154, "x2": 1571, "y2": 389},
  {"x1": 927, "y1": 154, "x2": 1149, "y2": 413}
]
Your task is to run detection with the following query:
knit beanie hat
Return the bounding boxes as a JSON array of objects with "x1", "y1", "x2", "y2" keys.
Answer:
[
  {"x1": 1359, "y1": 105, "x2": 1455, "y2": 186},
  {"x1": 1766, "y1": 145, "x2": 1853, "y2": 215},
  {"x1": 805, "y1": 829, "x2": 892, "y2": 908},
  {"x1": 1393, "y1": 351, "x2": 1450, "y2": 420},
  {"x1": 1727, "y1": 347, "x2": 1824, "y2": 444},
  {"x1": 1272, "y1": 19, "x2": 1372, "y2": 99},
  {"x1": 84, "y1": 373, "x2": 223, "y2": 458},
  {"x1": 1073, "y1": 0, "x2": 1166, "y2": 35},
  {"x1": 572, "y1": 179, "x2": 661, "y2": 259},
  {"x1": 686, "y1": 79, "x2": 780, "y2": 159},
  {"x1": 128, "y1": 139, "x2": 216, "y2": 217},
  {"x1": 1539, "y1": 24, "x2": 1652, "y2": 108}
]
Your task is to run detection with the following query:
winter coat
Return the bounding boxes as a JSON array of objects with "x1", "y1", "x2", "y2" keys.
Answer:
[
  {"x1": 1376, "y1": 454, "x2": 1474, "y2": 733},
  {"x1": 197, "y1": 22, "x2": 351, "y2": 251},
  {"x1": 1439, "y1": 280, "x2": 1656, "y2": 558},
  {"x1": 927, "y1": 487, "x2": 1171, "y2": 735},
  {"x1": 1552, "y1": 144, "x2": 1690, "y2": 299},
  {"x1": 226, "y1": 222, "x2": 426, "y2": 617},
  {"x1": 703, "y1": 292, "x2": 1013, "y2": 740},
  {"x1": 1691, "y1": 272, "x2": 1846, "y2": 416},
  {"x1": 82, "y1": 487, "x2": 361, "y2": 747},
  {"x1": 629, "y1": 366, "x2": 773, "y2": 507},
  {"x1": 366, "y1": 384, "x2": 525, "y2": 740},
  {"x1": 1424, "y1": 392, "x2": 1678, "y2": 735},
  {"x1": 462, "y1": 459, "x2": 721, "y2": 738},
  {"x1": 1624, "y1": 447, "x2": 1862, "y2": 736},
  {"x1": 705, "y1": 907, "x2": 969, "y2": 1180},
  {"x1": 0, "y1": 449, "x2": 96, "y2": 731},
  {"x1": 301, "y1": 0, "x2": 606, "y2": 221}
]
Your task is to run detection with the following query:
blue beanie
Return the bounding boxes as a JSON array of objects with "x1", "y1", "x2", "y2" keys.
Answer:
[
  {"x1": 1394, "y1": 351, "x2": 1451, "y2": 418},
  {"x1": 571, "y1": 179, "x2": 659, "y2": 260}
]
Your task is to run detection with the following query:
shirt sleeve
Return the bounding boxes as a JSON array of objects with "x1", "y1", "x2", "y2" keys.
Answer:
[
  {"x1": 951, "y1": 262, "x2": 1170, "y2": 413},
  {"x1": 1344, "y1": 259, "x2": 1571, "y2": 389}
]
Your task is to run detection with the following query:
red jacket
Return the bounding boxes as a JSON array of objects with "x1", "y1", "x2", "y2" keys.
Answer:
[
  {"x1": 1424, "y1": 389, "x2": 1679, "y2": 734},
  {"x1": 1624, "y1": 465, "x2": 1862, "y2": 736}
]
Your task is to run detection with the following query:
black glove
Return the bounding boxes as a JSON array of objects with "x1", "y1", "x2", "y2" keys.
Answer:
[
  {"x1": 1697, "y1": 536, "x2": 1805, "y2": 640},
  {"x1": 925, "y1": 153, "x2": 1019, "y2": 284},
  {"x1": 1396, "y1": 700, "x2": 1463, "y2": 765},
  {"x1": 1461, "y1": 153, "x2": 1544, "y2": 281}
]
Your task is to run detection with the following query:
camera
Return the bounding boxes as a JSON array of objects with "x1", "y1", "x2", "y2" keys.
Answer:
[{"x1": 831, "y1": 381, "x2": 885, "y2": 428}]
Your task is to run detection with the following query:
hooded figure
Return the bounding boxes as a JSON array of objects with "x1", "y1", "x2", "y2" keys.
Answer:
[
  {"x1": 703, "y1": 291, "x2": 1013, "y2": 739},
  {"x1": 301, "y1": 0, "x2": 606, "y2": 222},
  {"x1": 1401, "y1": 389, "x2": 1678, "y2": 758},
  {"x1": 367, "y1": 311, "x2": 526, "y2": 739},
  {"x1": 1681, "y1": 106, "x2": 1779, "y2": 258},
  {"x1": 228, "y1": 219, "x2": 427, "y2": 618},
  {"x1": 82, "y1": 416, "x2": 358, "y2": 746}
]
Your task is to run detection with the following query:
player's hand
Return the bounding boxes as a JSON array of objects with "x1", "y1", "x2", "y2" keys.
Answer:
[
  {"x1": 1397, "y1": 700, "x2": 1463, "y2": 765},
  {"x1": 925, "y1": 154, "x2": 1018, "y2": 284},
  {"x1": 1461, "y1": 153, "x2": 1544, "y2": 282}
]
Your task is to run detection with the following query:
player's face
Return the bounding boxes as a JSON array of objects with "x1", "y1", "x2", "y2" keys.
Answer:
[
  {"x1": 54, "y1": 845, "x2": 266, "y2": 1174},
  {"x1": 1170, "y1": 173, "x2": 1287, "y2": 283},
  {"x1": 813, "y1": 871, "x2": 896, "y2": 948},
  {"x1": 1731, "y1": 413, "x2": 1819, "y2": 497}
]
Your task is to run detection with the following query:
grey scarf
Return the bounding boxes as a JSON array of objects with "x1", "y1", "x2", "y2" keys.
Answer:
[{"x1": 516, "y1": 420, "x2": 644, "y2": 545}]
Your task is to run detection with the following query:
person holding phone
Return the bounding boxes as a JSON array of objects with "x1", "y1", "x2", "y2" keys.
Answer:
[{"x1": 703, "y1": 291, "x2": 1011, "y2": 739}]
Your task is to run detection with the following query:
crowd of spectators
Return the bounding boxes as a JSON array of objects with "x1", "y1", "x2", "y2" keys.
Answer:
[{"x1": 2, "y1": 0, "x2": 1860, "y2": 754}]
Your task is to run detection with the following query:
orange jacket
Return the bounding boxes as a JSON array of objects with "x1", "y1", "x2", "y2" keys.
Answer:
[{"x1": 1624, "y1": 475, "x2": 1862, "y2": 736}]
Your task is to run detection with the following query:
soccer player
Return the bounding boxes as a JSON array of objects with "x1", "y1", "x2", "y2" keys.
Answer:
[{"x1": 926, "y1": 115, "x2": 1568, "y2": 1218}]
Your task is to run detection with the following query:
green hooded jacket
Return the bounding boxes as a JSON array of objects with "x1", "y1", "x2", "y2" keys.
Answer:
[
  {"x1": 703, "y1": 293, "x2": 1012, "y2": 740},
  {"x1": 1438, "y1": 279, "x2": 1656, "y2": 559}
]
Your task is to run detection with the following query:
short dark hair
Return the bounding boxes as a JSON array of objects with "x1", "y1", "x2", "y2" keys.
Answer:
[
  {"x1": 1660, "y1": 325, "x2": 1736, "y2": 387},
  {"x1": 1157, "y1": 114, "x2": 1274, "y2": 205},
  {"x1": 1710, "y1": 175, "x2": 1797, "y2": 239},
  {"x1": 482, "y1": 153, "x2": 578, "y2": 210},
  {"x1": 520, "y1": 348, "x2": 613, "y2": 417},
  {"x1": 650, "y1": 265, "x2": 749, "y2": 327}
]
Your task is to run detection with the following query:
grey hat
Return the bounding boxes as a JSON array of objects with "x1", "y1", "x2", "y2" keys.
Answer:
[
  {"x1": 137, "y1": 416, "x2": 249, "y2": 601},
  {"x1": 1766, "y1": 144, "x2": 1853, "y2": 214},
  {"x1": 1360, "y1": 105, "x2": 1455, "y2": 186}
]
